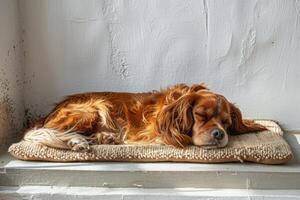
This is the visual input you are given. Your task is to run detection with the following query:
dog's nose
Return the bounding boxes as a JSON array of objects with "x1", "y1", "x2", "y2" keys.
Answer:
[{"x1": 211, "y1": 128, "x2": 224, "y2": 140}]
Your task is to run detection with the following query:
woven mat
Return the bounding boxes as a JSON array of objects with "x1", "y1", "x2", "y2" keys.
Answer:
[{"x1": 8, "y1": 120, "x2": 293, "y2": 164}]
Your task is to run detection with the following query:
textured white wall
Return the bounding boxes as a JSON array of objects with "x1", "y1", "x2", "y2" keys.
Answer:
[
  {"x1": 0, "y1": 0, "x2": 24, "y2": 149},
  {"x1": 20, "y1": 0, "x2": 300, "y2": 130}
]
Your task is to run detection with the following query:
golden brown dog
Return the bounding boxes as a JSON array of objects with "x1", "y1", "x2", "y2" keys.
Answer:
[{"x1": 24, "y1": 83, "x2": 266, "y2": 151}]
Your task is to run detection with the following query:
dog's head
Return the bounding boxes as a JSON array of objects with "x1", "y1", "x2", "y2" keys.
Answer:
[{"x1": 157, "y1": 84, "x2": 267, "y2": 148}]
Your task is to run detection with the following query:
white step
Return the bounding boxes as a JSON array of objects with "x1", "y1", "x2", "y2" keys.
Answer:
[
  {"x1": 1, "y1": 152, "x2": 300, "y2": 189},
  {"x1": 1, "y1": 186, "x2": 300, "y2": 200}
]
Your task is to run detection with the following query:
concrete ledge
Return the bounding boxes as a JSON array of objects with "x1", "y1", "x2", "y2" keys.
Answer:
[
  {"x1": 1, "y1": 153, "x2": 300, "y2": 189},
  {"x1": 1, "y1": 186, "x2": 300, "y2": 200},
  {"x1": 1, "y1": 132, "x2": 299, "y2": 190}
]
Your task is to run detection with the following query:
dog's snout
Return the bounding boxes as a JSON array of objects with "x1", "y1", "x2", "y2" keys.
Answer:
[{"x1": 211, "y1": 128, "x2": 224, "y2": 140}]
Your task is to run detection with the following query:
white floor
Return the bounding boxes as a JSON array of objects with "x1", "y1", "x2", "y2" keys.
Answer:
[{"x1": 1, "y1": 186, "x2": 300, "y2": 200}]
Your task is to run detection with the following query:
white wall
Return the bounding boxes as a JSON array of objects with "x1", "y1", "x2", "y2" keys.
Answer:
[
  {"x1": 20, "y1": 0, "x2": 300, "y2": 130},
  {"x1": 0, "y1": 0, "x2": 24, "y2": 149}
]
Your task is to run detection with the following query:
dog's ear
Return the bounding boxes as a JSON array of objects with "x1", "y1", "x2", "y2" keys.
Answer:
[
  {"x1": 228, "y1": 103, "x2": 267, "y2": 135},
  {"x1": 156, "y1": 93, "x2": 198, "y2": 148}
]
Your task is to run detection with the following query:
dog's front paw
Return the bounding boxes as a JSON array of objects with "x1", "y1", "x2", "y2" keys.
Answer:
[
  {"x1": 68, "y1": 137, "x2": 90, "y2": 152},
  {"x1": 92, "y1": 132, "x2": 123, "y2": 145}
]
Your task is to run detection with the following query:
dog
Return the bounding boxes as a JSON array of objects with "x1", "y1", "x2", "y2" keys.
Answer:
[{"x1": 24, "y1": 83, "x2": 267, "y2": 151}]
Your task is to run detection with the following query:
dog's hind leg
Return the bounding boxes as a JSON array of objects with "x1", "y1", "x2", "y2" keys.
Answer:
[
  {"x1": 24, "y1": 99, "x2": 117, "y2": 151},
  {"x1": 24, "y1": 127, "x2": 90, "y2": 151}
]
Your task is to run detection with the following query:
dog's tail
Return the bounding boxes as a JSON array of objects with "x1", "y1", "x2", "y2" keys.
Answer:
[{"x1": 23, "y1": 124, "x2": 85, "y2": 150}]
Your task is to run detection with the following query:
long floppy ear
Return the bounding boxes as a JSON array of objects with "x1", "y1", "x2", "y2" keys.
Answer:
[
  {"x1": 156, "y1": 94, "x2": 198, "y2": 148},
  {"x1": 228, "y1": 103, "x2": 267, "y2": 135}
]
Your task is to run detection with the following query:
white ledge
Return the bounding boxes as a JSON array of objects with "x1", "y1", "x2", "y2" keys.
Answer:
[
  {"x1": 0, "y1": 131, "x2": 300, "y2": 190},
  {"x1": 3, "y1": 158, "x2": 300, "y2": 173},
  {"x1": 1, "y1": 152, "x2": 300, "y2": 189},
  {"x1": 1, "y1": 186, "x2": 300, "y2": 200}
]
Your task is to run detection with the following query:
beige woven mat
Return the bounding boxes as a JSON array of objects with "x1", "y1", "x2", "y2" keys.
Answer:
[{"x1": 8, "y1": 120, "x2": 293, "y2": 164}]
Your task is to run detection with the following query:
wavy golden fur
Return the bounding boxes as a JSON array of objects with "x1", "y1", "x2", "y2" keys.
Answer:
[{"x1": 24, "y1": 83, "x2": 267, "y2": 151}]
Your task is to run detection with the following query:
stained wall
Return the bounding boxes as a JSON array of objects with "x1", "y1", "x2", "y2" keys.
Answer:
[{"x1": 0, "y1": 0, "x2": 25, "y2": 150}]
